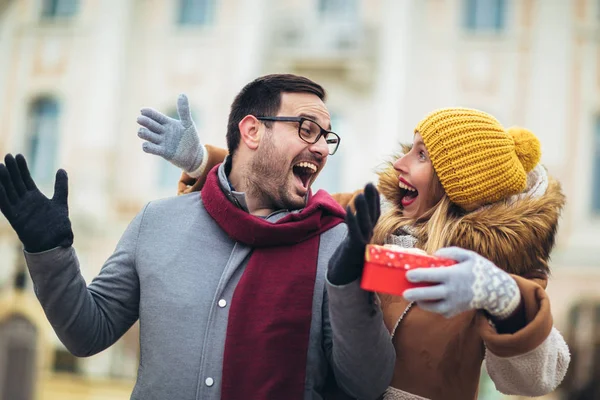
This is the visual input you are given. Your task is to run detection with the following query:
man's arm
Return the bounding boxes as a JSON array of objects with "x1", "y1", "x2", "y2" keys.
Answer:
[
  {"x1": 324, "y1": 281, "x2": 395, "y2": 400},
  {"x1": 324, "y1": 184, "x2": 395, "y2": 399},
  {"x1": 0, "y1": 153, "x2": 141, "y2": 357},
  {"x1": 25, "y1": 210, "x2": 143, "y2": 357}
]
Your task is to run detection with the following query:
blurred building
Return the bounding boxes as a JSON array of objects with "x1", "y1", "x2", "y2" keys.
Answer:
[{"x1": 0, "y1": 0, "x2": 599, "y2": 399}]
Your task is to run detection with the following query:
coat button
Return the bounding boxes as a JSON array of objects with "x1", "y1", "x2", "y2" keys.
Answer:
[
  {"x1": 218, "y1": 299, "x2": 227, "y2": 308},
  {"x1": 205, "y1": 377, "x2": 214, "y2": 387}
]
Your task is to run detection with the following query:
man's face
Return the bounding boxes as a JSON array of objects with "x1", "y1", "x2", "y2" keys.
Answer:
[{"x1": 247, "y1": 92, "x2": 331, "y2": 211}]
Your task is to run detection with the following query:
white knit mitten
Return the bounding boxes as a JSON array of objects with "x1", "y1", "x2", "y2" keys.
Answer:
[{"x1": 404, "y1": 247, "x2": 521, "y2": 319}]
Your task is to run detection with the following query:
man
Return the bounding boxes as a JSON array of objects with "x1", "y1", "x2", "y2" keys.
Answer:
[{"x1": 0, "y1": 74, "x2": 394, "y2": 400}]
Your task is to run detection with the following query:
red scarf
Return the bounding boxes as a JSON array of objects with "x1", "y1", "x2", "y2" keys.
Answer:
[{"x1": 201, "y1": 165, "x2": 345, "y2": 400}]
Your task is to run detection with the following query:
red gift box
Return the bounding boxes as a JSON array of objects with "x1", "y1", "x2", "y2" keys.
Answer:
[{"x1": 360, "y1": 244, "x2": 457, "y2": 296}]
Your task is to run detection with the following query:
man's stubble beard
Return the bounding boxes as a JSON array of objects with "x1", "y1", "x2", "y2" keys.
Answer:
[{"x1": 246, "y1": 136, "x2": 307, "y2": 211}]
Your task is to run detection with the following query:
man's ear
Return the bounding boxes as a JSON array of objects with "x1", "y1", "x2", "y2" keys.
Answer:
[{"x1": 239, "y1": 115, "x2": 261, "y2": 150}]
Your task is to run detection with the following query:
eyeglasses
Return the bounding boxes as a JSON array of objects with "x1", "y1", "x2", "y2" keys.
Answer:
[{"x1": 256, "y1": 116, "x2": 341, "y2": 155}]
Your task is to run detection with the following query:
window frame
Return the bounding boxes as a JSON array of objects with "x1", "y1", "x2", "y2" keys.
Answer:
[
  {"x1": 463, "y1": 0, "x2": 506, "y2": 33},
  {"x1": 41, "y1": 0, "x2": 79, "y2": 19},
  {"x1": 176, "y1": 0, "x2": 215, "y2": 26}
]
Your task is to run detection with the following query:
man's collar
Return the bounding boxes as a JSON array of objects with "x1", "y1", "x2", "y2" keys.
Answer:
[{"x1": 217, "y1": 157, "x2": 250, "y2": 212}]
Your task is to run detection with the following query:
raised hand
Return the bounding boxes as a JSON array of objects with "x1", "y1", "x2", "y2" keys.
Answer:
[
  {"x1": 137, "y1": 94, "x2": 205, "y2": 174},
  {"x1": 0, "y1": 154, "x2": 73, "y2": 253},
  {"x1": 327, "y1": 183, "x2": 381, "y2": 286},
  {"x1": 403, "y1": 247, "x2": 521, "y2": 319}
]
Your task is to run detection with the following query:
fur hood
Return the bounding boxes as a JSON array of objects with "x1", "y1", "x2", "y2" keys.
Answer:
[{"x1": 377, "y1": 145, "x2": 566, "y2": 277}]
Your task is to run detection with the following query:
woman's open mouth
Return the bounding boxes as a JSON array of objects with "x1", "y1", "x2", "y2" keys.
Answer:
[{"x1": 399, "y1": 178, "x2": 418, "y2": 207}]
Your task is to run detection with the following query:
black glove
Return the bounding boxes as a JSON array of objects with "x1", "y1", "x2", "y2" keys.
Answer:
[
  {"x1": 0, "y1": 154, "x2": 73, "y2": 253},
  {"x1": 327, "y1": 183, "x2": 381, "y2": 286}
]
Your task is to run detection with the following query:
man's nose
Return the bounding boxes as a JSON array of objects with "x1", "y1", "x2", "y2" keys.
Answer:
[{"x1": 309, "y1": 136, "x2": 330, "y2": 158}]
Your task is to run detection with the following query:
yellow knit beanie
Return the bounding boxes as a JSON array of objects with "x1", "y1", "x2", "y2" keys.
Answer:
[{"x1": 415, "y1": 107, "x2": 541, "y2": 211}]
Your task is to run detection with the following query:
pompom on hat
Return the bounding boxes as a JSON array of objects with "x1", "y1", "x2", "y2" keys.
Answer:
[{"x1": 415, "y1": 107, "x2": 541, "y2": 211}]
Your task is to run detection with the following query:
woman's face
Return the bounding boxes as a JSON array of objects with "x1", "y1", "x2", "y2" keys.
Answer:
[{"x1": 392, "y1": 133, "x2": 444, "y2": 218}]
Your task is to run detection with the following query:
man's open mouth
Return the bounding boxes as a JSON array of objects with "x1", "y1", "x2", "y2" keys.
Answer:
[{"x1": 293, "y1": 161, "x2": 318, "y2": 189}]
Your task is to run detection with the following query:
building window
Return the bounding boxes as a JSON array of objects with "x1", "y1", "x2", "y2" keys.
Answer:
[
  {"x1": 318, "y1": 0, "x2": 358, "y2": 20},
  {"x1": 26, "y1": 97, "x2": 60, "y2": 185},
  {"x1": 177, "y1": 0, "x2": 215, "y2": 26},
  {"x1": 41, "y1": 0, "x2": 79, "y2": 19},
  {"x1": 0, "y1": 315, "x2": 37, "y2": 400},
  {"x1": 593, "y1": 117, "x2": 600, "y2": 214},
  {"x1": 464, "y1": 0, "x2": 505, "y2": 32}
]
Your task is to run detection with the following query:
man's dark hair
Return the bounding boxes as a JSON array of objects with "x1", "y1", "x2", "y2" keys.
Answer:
[{"x1": 226, "y1": 74, "x2": 326, "y2": 156}]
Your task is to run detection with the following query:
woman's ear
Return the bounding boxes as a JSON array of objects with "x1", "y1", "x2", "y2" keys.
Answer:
[{"x1": 238, "y1": 115, "x2": 261, "y2": 150}]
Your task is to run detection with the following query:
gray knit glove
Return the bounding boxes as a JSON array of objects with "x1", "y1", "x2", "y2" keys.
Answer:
[
  {"x1": 403, "y1": 247, "x2": 521, "y2": 319},
  {"x1": 137, "y1": 94, "x2": 205, "y2": 176}
]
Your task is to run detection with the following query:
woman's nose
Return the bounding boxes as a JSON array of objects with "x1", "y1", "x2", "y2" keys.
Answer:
[{"x1": 393, "y1": 154, "x2": 407, "y2": 173}]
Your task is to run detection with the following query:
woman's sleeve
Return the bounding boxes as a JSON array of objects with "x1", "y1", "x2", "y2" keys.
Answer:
[
  {"x1": 481, "y1": 276, "x2": 570, "y2": 396},
  {"x1": 177, "y1": 145, "x2": 229, "y2": 194}
]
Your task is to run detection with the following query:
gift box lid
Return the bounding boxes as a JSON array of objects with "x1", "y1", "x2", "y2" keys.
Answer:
[{"x1": 365, "y1": 244, "x2": 456, "y2": 270}]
